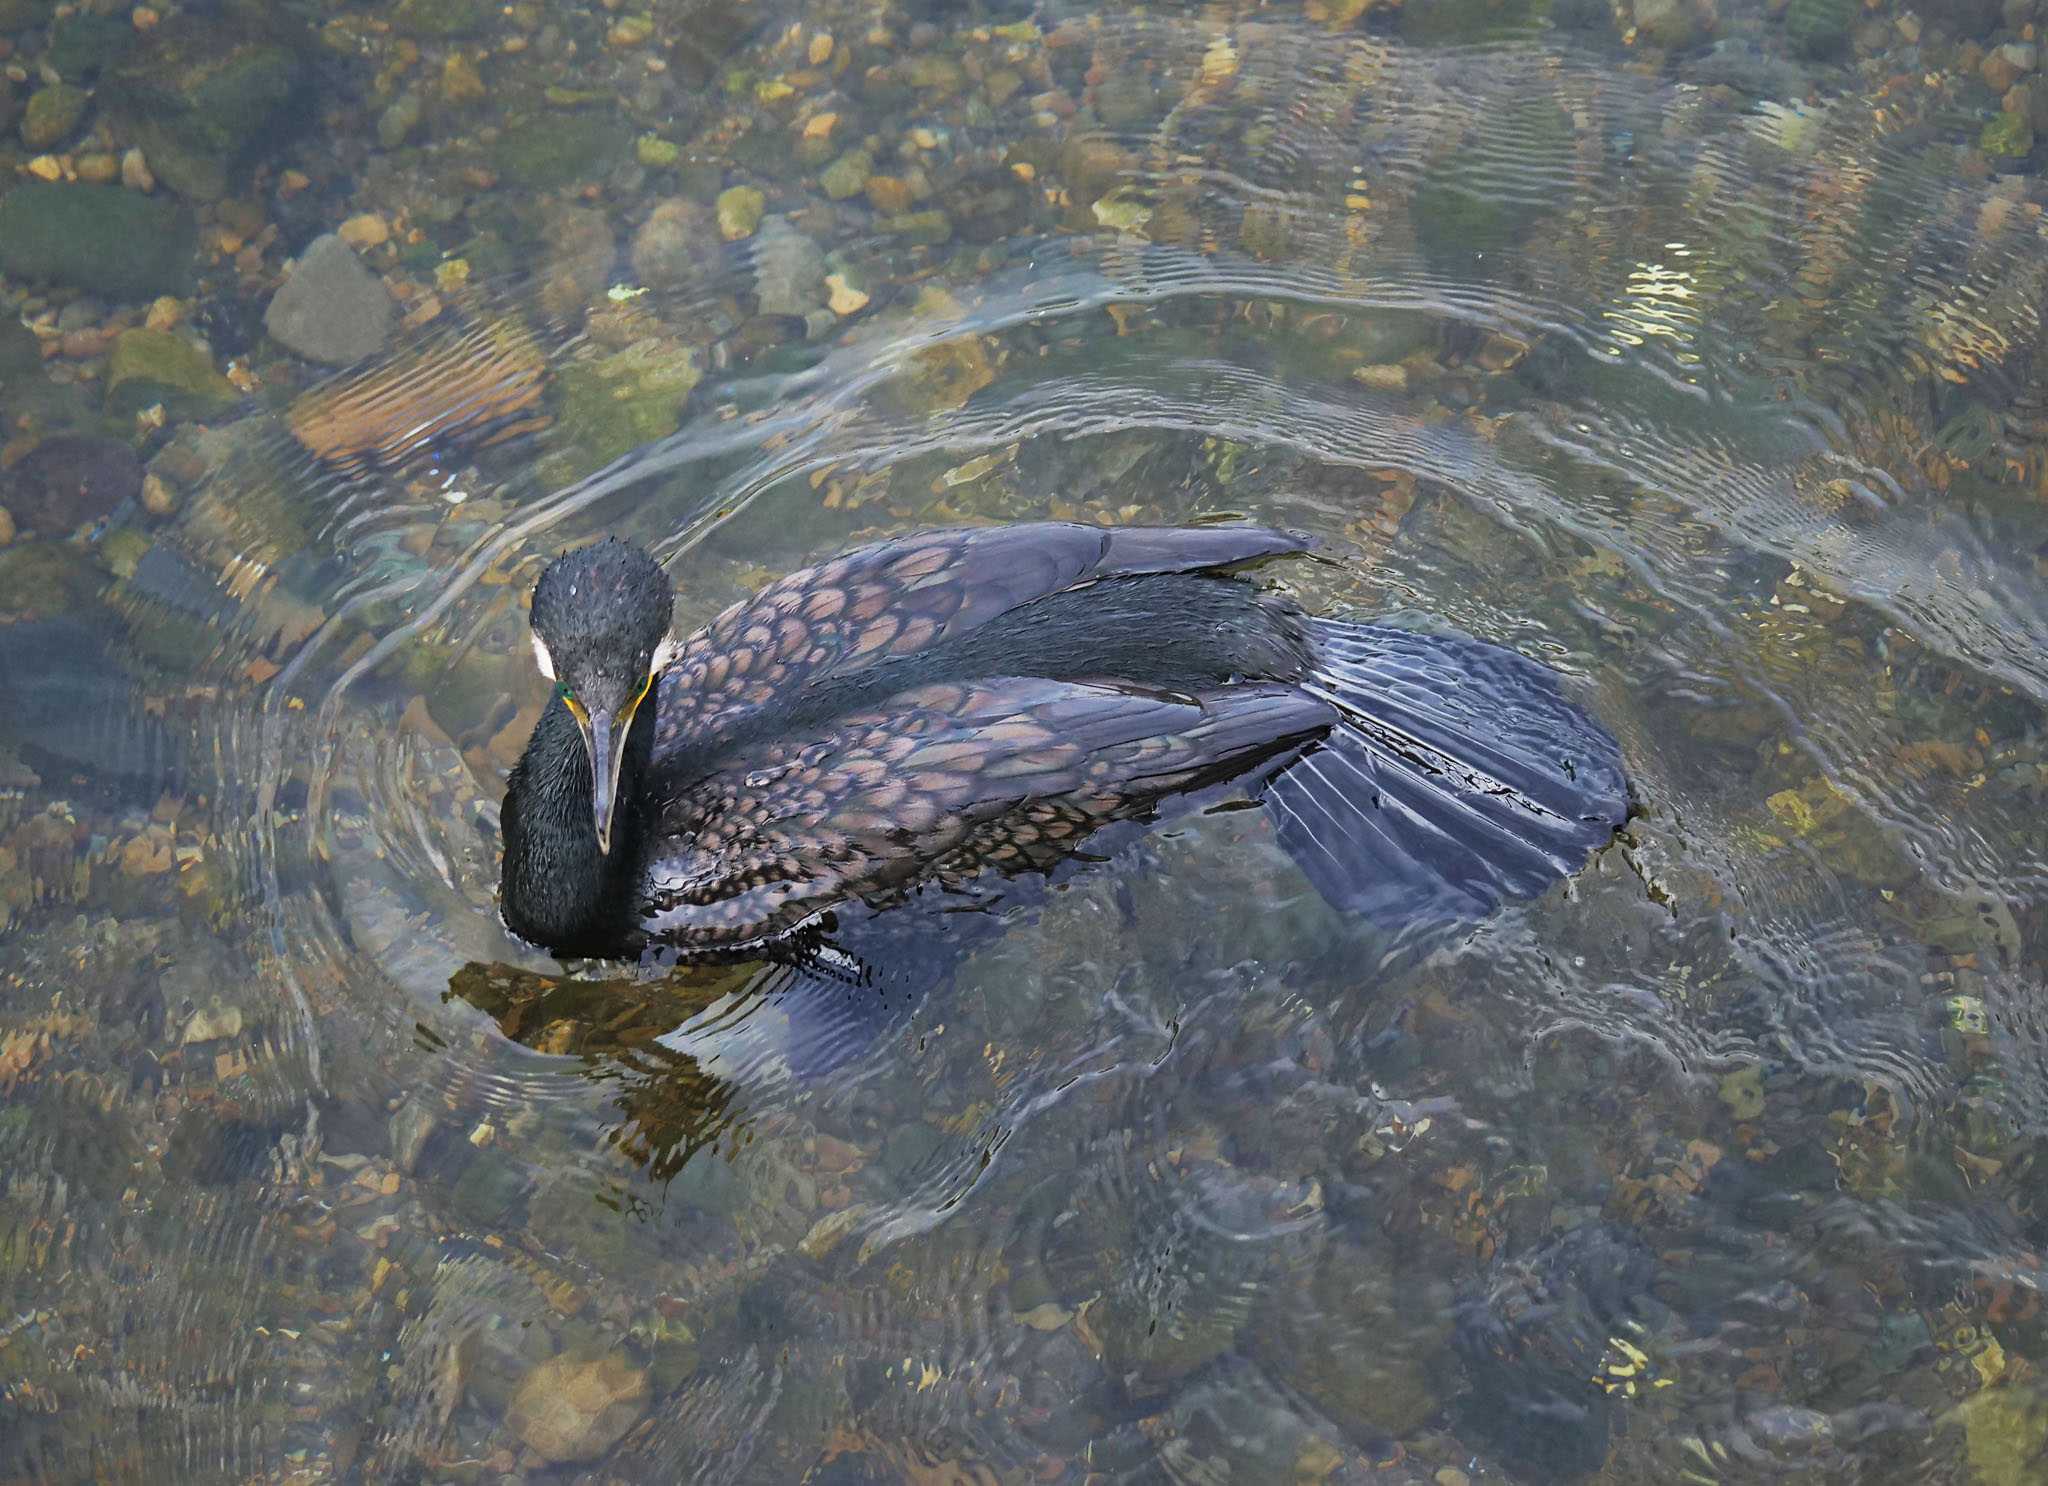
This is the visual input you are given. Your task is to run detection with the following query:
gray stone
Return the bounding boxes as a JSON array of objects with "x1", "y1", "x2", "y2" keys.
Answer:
[
  {"x1": 629, "y1": 198, "x2": 712, "y2": 288},
  {"x1": 264, "y1": 233, "x2": 393, "y2": 365},
  {"x1": 21, "y1": 83, "x2": 88, "y2": 149},
  {"x1": 750, "y1": 216, "x2": 824, "y2": 318},
  {"x1": 55, "y1": 297, "x2": 104, "y2": 332},
  {"x1": 1633, "y1": 0, "x2": 1709, "y2": 49},
  {"x1": 389, "y1": 1097, "x2": 438, "y2": 1174},
  {"x1": 377, "y1": 90, "x2": 421, "y2": 150},
  {"x1": 539, "y1": 203, "x2": 614, "y2": 304}
]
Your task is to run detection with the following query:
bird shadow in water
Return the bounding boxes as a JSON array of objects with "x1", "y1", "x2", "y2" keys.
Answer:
[
  {"x1": 443, "y1": 731, "x2": 1609, "y2": 1195},
  {"x1": 443, "y1": 910, "x2": 966, "y2": 1187}
]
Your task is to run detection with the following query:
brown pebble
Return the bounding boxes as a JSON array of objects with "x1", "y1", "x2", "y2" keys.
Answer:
[
  {"x1": 864, "y1": 174, "x2": 915, "y2": 213},
  {"x1": 74, "y1": 152, "x2": 118, "y2": 184},
  {"x1": 441, "y1": 52, "x2": 486, "y2": 105},
  {"x1": 813, "y1": 1133, "x2": 863, "y2": 1174},
  {"x1": 60, "y1": 327, "x2": 113, "y2": 359},
  {"x1": 140, "y1": 472, "x2": 176, "y2": 516},
  {"x1": 337, "y1": 213, "x2": 389, "y2": 250},
  {"x1": 0, "y1": 506, "x2": 14, "y2": 546},
  {"x1": 150, "y1": 442, "x2": 208, "y2": 489},
  {"x1": 120, "y1": 831, "x2": 173, "y2": 876},
  {"x1": 606, "y1": 15, "x2": 653, "y2": 48}
]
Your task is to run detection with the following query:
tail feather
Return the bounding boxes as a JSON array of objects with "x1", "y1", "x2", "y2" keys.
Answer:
[{"x1": 1266, "y1": 619, "x2": 1627, "y2": 926}]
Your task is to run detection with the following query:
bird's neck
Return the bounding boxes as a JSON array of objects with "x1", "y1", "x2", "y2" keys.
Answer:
[{"x1": 499, "y1": 698, "x2": 650, "y2": 958}]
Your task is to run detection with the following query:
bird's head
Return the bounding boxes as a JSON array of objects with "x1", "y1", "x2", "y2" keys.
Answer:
[{"x1": 528, "y1": 538, "x2": 677, "y2": 855}]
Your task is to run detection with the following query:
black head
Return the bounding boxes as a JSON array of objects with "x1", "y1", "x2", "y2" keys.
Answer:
[{"x1": 528, "y1": 538, "x2": 676, "y2": 853}]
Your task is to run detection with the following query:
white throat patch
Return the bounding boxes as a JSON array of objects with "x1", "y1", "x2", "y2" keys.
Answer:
[{"x1": 531, "y1": 634, "x2": 557, "y2": 681}]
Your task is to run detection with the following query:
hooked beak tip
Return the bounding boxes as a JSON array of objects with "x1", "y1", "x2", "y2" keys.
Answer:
[
  {"x1": 578, "y1": 674, "x2": 654, "y2": 860},
  {"x1": 584, "y1": 706, "x2": 627, "y2": 858}
]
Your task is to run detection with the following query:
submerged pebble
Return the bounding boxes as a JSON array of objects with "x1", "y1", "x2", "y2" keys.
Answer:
[
  {"x1": 119, "y1": 146, "x2": 153, "y2": 191},
  {"x1": 717, "y1": 184, "x2": 767, "y2": 240},
  {"x1": 10, "y1": 433, "x2": 143, "y2": 537},
  {"x1": 750, "y1": 215, "x2": 825, "y2": 318},
  {"x1": 629, "y1": 197, "x2": 714, "y2": 286},
  {"x1": 0, "y1": 2, "x2": 2044, "y2": 1482},
  {"x1": 21, "y1": 84, "x2": 88, "y2": 149},
  {"x1": 0, "y1": 183, "x2": 194, "y2": 298},
  {"x1": 507, "y1": 1349, "x2": 649, "y2": 1463},
  {"x1": 263, "y1": 233, "x2": 395, "y2": 365}
]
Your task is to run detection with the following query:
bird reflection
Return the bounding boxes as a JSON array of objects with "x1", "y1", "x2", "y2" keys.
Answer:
[
  {"x1": 444, "y1": 910, "x2": 955, "y2": 1184},
  {"x1": 445, "y1": 957, "x2": 762, "y2": 1181}
]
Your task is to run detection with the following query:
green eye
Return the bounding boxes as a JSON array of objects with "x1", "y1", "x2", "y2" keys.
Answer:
[{"x1": 556, "y1": 682, "x2": 574, "y2": 702}]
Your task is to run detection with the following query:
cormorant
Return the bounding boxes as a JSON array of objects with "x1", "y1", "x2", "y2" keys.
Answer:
[{"x1": 498, "y1": 523, "x2": 1627, "y2": 962}]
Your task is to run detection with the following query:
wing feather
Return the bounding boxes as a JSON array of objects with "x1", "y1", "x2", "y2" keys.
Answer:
[
  {"x1": 636, "y1": 675, "x2": 1328, "y2": 955},
  {"x1": 651, "y1": 523, "x2": 1304, "y2": 758}
]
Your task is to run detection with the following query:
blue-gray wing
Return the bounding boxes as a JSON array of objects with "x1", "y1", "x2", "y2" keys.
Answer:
[{"x1": 650, "y1": 523, "x2": 1304, "y2": 759}]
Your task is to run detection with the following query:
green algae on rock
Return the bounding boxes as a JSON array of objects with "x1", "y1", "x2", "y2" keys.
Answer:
[
  {"x1": 20, "y1": 84, "x2": 87, "y2": 149},
  {"x1": 715, "y1": 184, "x2": 766, "y2": 240},
  {"x1": 1981, "y1": 111, "x2": 2034, "y2": 160},
  {"x1": 0, "y1": 184, "x2": 196, "y2": 299},
  {"x1": 1783, "y1": 0, "x2": 1857, "y2": 59},
  {"x1": 1402, "y1": 0, "x2": 1556, "y2": 45},
  {"x1": 879, "y1": 208, "x2": 951, "y2": 245},
  {"x1": 490, "y1": 112, "x2": 632, "y2": 189},
  {"x1": 1629, "y1": 0, "x2": 1714, "y2": 51},
  {"x1": 392, "y1": 0, "x2": 493, "y2": 38},
  {"x1": 105, "y1": 329, "x2": 239, "y2": 419},
  {"x1": 123, "y1": 120, "x2": 228, "y2": 201},
  {"x1": 46, "y1": 10, "x2": 133, "y2": 81},
  {"x1": 105, "y1": 19, "x2": 307, "y2": 170},
  {"x1": 819, "y1": 147, "x2": 873, "y2": 200},
  {"x1": 635, "y1": 133, "x2": 680, "y2": 168},
  {"x1": 377, "y1": 91, "x2": 422, "y2": 151},
  {"x1": 540, "y1": 340, "x2": 702, "y2": 483},
  {"x1": 1955, "y1": 1380, "x2": 2048, "y2": 1486}
]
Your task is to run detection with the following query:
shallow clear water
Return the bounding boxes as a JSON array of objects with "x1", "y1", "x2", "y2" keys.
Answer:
[{"x1": 4, "y1": 0, "x2": 2048, "y2": 1479}]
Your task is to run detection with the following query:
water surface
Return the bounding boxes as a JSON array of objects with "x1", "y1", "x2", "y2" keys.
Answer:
[{"x1": 3, "y1": 0, "x2": 2048, "y2": 1480}]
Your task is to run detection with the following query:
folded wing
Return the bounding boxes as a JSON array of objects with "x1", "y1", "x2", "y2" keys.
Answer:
[
  {"x1": 651, "y1": 523, "x2": 1304, "y2": 759},
  {"x1": 638, "y1": 674, "x2": 1329, "y2": 956}
]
